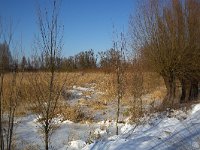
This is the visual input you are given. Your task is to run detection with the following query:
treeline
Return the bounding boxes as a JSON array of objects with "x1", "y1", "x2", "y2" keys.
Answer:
[{"x1": 0, "y1": 44, "x2": 128, "y2": 72}]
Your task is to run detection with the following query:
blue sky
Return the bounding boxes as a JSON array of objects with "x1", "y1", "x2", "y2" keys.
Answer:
[{"x1": 0, "y1": 0, "x2": 136, "y2": 57}]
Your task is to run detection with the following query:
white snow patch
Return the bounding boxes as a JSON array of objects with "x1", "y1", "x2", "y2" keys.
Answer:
[
  {"x1": 68, "y1": 140, "x2": 86, "y2": 150},
  {"x1": 191, "y1": 103, "x2": 200, "y2": 114},
  {"x1": 73, "y1": 85, "x2": 94, "y2": 92},
  {"x1": 120, "y1": 124, "x2": 134, "y2": 134}
]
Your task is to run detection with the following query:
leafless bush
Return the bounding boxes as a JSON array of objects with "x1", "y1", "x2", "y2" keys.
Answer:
[
  {"x1": 30, "y1": 0, "x2": 65, "y2": 149},
  {"x1": 110, "y1": 30, "x2": 127, "y2": 135},
  {"x1": 128, "y1": 59, "x2": 145, "y2": 123},
  {"x1": 0, "y1": 18, "x2": 24, "y2": 150}
]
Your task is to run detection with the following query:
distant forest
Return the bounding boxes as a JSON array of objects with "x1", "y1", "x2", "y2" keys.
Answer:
[{"x1": 0, "y1": 42, "x2": 129, "y2": 72}]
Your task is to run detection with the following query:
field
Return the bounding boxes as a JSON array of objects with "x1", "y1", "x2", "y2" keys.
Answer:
[
  {"x1": 1, "y1": 71, "x2": 168, "y2": 148},
  {"x1": 2, "y1": 71, "x2": 200, "y2": 150},
  {"x1": 2, "y1": 71, "x2": 164, "y2": 120}
]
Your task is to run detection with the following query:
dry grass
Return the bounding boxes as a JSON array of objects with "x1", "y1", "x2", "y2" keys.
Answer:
[
  {"x1": 56, "y1": 103, "x2": 89, "y2": 123},
  {"x1": 1, "y1": 71, "x2": 165, "y2": 120},
  {"x1": 87, "y1": 100, "x2": 107, "y2": 111}
]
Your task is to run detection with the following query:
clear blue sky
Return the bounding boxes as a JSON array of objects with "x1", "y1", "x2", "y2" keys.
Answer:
[{"x1": 0, "y1": 0, "x2": 136, "y2": 57}]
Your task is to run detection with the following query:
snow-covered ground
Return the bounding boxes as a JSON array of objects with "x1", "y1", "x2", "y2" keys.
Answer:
[
  {"x1": 64, "y1": 84, "x2": 121, "y2": 121},
  {"x1": 14, "y1": 84, "x2": 200, "y2": 149},
  {"x1": 14, "y1": 103, "x2": 200, "y2": 150}
]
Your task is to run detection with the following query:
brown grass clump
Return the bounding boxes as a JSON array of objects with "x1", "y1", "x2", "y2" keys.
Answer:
[
  {"x1": 57, "y1": 104, "x2": 90, "y2": 123},
  {"x1": 88, "y1": 100, "x2": 107, "y2": 111}
]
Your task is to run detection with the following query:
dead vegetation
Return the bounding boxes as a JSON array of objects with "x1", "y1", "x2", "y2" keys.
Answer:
[
  {"x1": 0, "y1": 70, "x2": 166, "y2": 129},
  {"x1": 2, "y1": 71, "x2": 165, "y2": 116}
]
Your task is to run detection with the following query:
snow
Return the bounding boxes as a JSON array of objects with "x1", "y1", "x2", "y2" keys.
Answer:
[
  {"x1": 191, "y1": 103, "x2": 200, "y2": 114},
  {"x1": 14, "y1": 102, "x2": 200, "y2": 150},
  {"x1": 120, "y1": 124, "x2": 134, "y2": 134},
  {"x1": 85, "y1": 103, "x2": 200, "y2": 150},
  {"x1": 14, "y1": 84, "x2": 200, "y2": 149},
  {"x1": 73, "y1": 85, "x2": 95, "y2": 92},
  {"x1": 68, "y1": 140, "x2": 86, "y2": 150},
  {"x1": 66, "y1": 85, "x2": 96, "y2": 106}
]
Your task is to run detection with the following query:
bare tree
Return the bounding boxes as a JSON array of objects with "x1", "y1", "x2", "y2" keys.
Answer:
[
  {"x1": 129, "y1": 0, "x2": 200, "y2": 105},
  {"x1": 31, "y1": 0, "x2": 64, "y2": 149},
  {"x1": 177, "y1": 0, "x2": 200, "y2": 102},
  {"x1": 0, "y1": 18, "x2": 23, "y2": 150},
  {"x1": 0, "y1": 16, "x2": 4, "y2": 150},
  {"x1": 112, "y1": 32, "x2": 126, "y2": 135}
]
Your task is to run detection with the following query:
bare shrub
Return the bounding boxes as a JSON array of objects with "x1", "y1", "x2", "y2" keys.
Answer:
[
  {"x1": 128, "y1": 59, "x2": 145, "y2": 123},
  {"x1": 0, "y1": 18, "x2": 24, "y2": 149},
  {"x1": 30, "y1": 0, "x2": 64, "y2": 149}
]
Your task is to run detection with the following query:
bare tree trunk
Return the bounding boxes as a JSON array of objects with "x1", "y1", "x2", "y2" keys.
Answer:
[
  {"x1": 189, "y1": 80, "x2": 198, "y2": 101},
  {"x1": 180, "y1": 79, "x2": 198, "y2": 103},
  {"x1": 180, "y1": 79, "x2": 191, "y2": 103},
  {"x1": 6, "y1": 70, "x2": 17, "y2": 150},
  {"x1": 45, "y1": 125, "x2": 49, "y2": 150},
  {"x1": 0, "y1": 73, "x2": 4, "y2": 149},
  {"x1": 7, "y1": 107, "x2": 15, "y2": 150},
  {"x1": 162, "y1": 73, "x2": 176, "y2": 106},
  {"x1": 180, "y1": 79, "x2": 186, "y2": 103},
  {"x1": 116, "y1": 96, "x2": 120, "y2": 135},
  {"x1": 116, "y1": 62, "x2": 123, "y2": 135}
]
